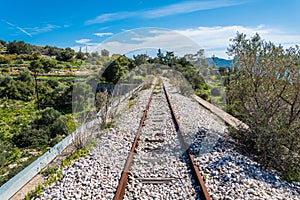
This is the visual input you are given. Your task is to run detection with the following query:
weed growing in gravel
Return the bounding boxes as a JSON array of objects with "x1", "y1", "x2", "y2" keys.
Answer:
[
  {"x1": 41, "y1": 167, "x2": 58, "y2": 177},
  {"x1": 24, "y1": 147, "x2": 90, "y2": 199},
  {"x1": 102, "y1": 121, "x2": 115, "y2": 129},
  {"x1": 202, "y1": 173, "x2": 209, "y2": 181},
  {"x1": 127, "y1": 100, "x2": 134, "y2": 109},
  {"x1": 23, "y1": 182, "x2": 43, "y2": 200},
  {"x1": 60, "y1": 148, "x2": 89, "y2": 168},
  {"x1": 129, "y1": 94, "x2": 137, "y2": 101}
]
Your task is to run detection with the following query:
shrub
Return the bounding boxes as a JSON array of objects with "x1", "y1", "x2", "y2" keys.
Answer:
[
  {"x1": 227, "y1": 33, "x2": 300, "y2": 181},
  {"x1": 12, "y1": 108, "x2": 68, "y2": 148},
  {"x1": 210, "y1": 87, "x2": 221, "y2": 96}
]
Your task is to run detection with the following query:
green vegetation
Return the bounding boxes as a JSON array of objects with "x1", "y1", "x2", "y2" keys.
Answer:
[
  {"x1": 12, "y1": 107, "x2": 69, "y2": 148},
  {"x1": 102, "y1": 55, "x2": 132, "y2": 84},
  {"x1": 0, "y1": 40, "x2": 102, "y2": 187},
  {"x1": 24, "y1": 147, "x2": 90, "y2": 199},
  {"x1": 127, "y1": 99, "x2": 134, "y2": 109},
  {"x1": 152, "y1": 50, "x2": 209, "y2": 99},
  {"x1": 60, "y1": 148, "x2": 89, "y2": 168},
  {"x1": 227, "y1": 33, "x2": 300, "y2": 182},
  {"x1": 0, "y1": 98, "x2": 41, "y2": 186},
  {"x1": 1, "y1": 34, "x2": 298, "y2": 190},
  {"x1": 24, "y1": 182, "x2": 43, "y2": 200}
]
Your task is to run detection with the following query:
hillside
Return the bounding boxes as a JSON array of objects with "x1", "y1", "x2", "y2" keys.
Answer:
[
  {"x1": 206, "y1": 57, "x2": 232, "y2": 68},
  {"x1": 0, "y1": 40, "x2": 214, "y2": 188}
]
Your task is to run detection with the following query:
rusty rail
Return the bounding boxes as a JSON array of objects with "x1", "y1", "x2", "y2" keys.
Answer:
[
  {"x1": 162, "y1": 81, "x2": 211, "y2": 200},
  {"x1": 113, "y1": 82, "x2": 156, "y2": 200},
  {"x1": 114, "y1": 79, "x2": 211, "y2": 200}
]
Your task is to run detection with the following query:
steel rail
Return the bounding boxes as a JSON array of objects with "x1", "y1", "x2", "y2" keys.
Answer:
[
  {"x1": 113, "y1": 82, "x2": 156, "y2": 200},
  {"x1": 162, "y1": 81, "x2": 211, "y2": 200},
  {"x1": 114, "y1": 79, "x2": 211, "y2": 200}
]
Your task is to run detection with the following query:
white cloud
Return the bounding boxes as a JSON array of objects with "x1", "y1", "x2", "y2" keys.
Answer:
[
  {"x1": 16, "y1": 26, "x2": 32, "y2": 37},
  {"x1": 3, "y1": 20, "x2": 60, "y2": 37},
  {"x1": 93, "y1": 29, "x2": 200, "y2": 56},
  {"x1": 3, "y1": 20, "x2": 32, "y2": 37},
  {"x1": 176, "y1": 25, "x2": 300, "y2": 58},
  {"x1": 75, "y1": 26, "x2": 300, "y2": 59},
  {"x1": 86, "y1": 12, "x2": 137, "y2": 24},
  {"x1": 94, "y1": 32, "x2": 113, "y2": 37},
  {"x1": 85, "y1": 0, "x2": 244, "y2": 24},
  {"x1": 25, "y1": 24, "x2": 60, "y2": 35},
  {"x1": 75, "y1": 39, "x2": 91, "y2": 44},
  {"x1": 143, "y1": 0, "x2": 243, "y2": 18}
]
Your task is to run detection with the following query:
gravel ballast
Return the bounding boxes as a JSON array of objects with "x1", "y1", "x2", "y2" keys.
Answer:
[
  {"x1": 38, "y1": 79, "x2": 299, "y2": 200},
  {"x1": 163, "y1": 79, "x2": 300, "y2": 200}
]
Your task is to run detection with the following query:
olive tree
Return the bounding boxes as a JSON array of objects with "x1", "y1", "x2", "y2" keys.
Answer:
[{"x1": 227, "y1": 33, "x2": 300, "y2": 181}]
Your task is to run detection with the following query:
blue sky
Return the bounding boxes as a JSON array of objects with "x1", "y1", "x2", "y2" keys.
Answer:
[{"x1": 1, "y1": 0, "x2": 299, "y2": 58}]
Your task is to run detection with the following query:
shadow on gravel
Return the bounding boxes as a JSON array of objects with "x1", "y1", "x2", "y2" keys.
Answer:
[{"x1": 187, "y1": 128, "x2": 300, "y2": 195}]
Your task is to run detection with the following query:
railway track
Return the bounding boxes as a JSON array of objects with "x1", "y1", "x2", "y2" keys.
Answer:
[
  {"x1": 8, "y1": 77, "x2": 299, "y2": 199},
  {"x1": 114, "y1": 79, "x2": 210, "y2": 200}
]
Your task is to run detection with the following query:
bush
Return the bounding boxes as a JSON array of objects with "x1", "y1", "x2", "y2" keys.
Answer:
[
  {"x1": 13, "y1": 128, "x2": 49, "y2": 148},
  {"x1": 0, "y1": 55, "x2": 11, "y2": 64},
  {"x1": 1, "y1": 68, "x2": 10, "y2": 73},
  {"x1": 12, "y1": 108, "x2": 69, "y2": 148},
  {"x1": 227, "y1": 33, "x2": 300, "y2": 181},
  {"x1": 210, "y1": 87, "x2": 221, "y2": 96},
  {"x1": 0, "y1": 74, "x2": 35, "y2": 101},
  {"x1": 7, "y1": 40, "x2": 31, "y2": 54}
]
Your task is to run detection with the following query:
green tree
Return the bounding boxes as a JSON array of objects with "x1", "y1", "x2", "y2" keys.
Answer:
[
  {"x1": 52, "y1": 83, "x2": 72, "y2": 112},
  {"x1": 56, "y1": 47, "x2": 75, "y2": 61},
  {"x1": 47, "y1": 79, "x2": 59, "y2": 89},
  {"x1": 15, "y1": 80, "x2": 35, "y2": 101},
  {"x1": 41, "y1": 58, "x2": 57, "y2": 72},
  {"x1": 33, "y1": 53, "x2": 42, "y2": 60},
  {"x1": 37, "y1": 82, "x2": 53, "y2": 108},
  {"x1": 13, "y1": 127, "x2": 49, "y2": 148},
  {"x1": 73, "y1": 82, "x2": 94, "y2": 126},
  {"x1": 17, "y1": 70, "x2": 34, "y2": 82},
  {"x1": 0, "y1": 142, "x2": 7, "y2": 168},
  {"x1": 133, "y1": 54, "x2": 147, "y2": 66},
  {"x1": 37, "y1": 107, "x2": 61, "y2": 126},
  {"x1": 157, "y1": 49, "x2": 164, "y2": 63},
  {"x1": 75, "y1": 51, "x2": 85, "y2": 60},
  {"x1": 29, "y1": 60, "x2": 43, "y2": 110},
  {"x1": 227, "y1": 33, "x2": 300, "y2": 181},
  {"x1": 49, "y1": 115, "x2": 68, "y2": 138},
  {"x1": 102, "y1": 56, "x2": 130, "y2": 84},
  {"x1": 0, "y1": 40, "x2": 6, "y2": 47},
  {"x1": 12, "y1": 108, "x2": 68, "y2": 148},
  {"x1": 165, "y1": 51, "x2": 176, "y2": 66},
  {"x1": 44, "y1": 45, "x2": 61, "y2": 56},
  {"x1": 4, "y1": 81, "x2": 20, "y2": 99},
  {"x1": 194, "y1": 49, "x2": 207, "y2": 67},
  {"x1": 0, "y1": 72, "x2": 35, "y2": 101},
  {"x1": 7, "y1": 40, "x2": 31, "y2": 54}
]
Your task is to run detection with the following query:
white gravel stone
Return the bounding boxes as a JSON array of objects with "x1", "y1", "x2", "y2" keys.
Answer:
[
  {"x1": 124, "y1": 84, "x2": 199, "y2": 199},
  {"x1": 38, "y1": 78, "x2": 299, "y2": 200},
  {"x1": 38, "y1": 86, "x2": 153, "y2": 199},
  {"x1": 163, "y1": 78, "x2": 300, "y2": 200}
]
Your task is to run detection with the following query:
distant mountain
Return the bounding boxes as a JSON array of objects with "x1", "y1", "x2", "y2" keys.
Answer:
[{"x1": 206, "y1": 57, "x2": 232, "y2": 68}]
